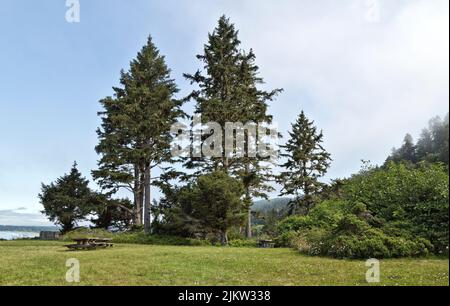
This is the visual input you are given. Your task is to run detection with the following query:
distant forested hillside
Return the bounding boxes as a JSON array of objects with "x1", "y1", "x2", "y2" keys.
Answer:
[{"x1": 252, "y1": 198, "x2": 291, "y2": 213}]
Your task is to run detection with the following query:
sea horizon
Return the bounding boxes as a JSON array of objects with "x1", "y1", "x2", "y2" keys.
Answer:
[{"x1": 0, "y1": 231, "x2": 40, "y2": 240}]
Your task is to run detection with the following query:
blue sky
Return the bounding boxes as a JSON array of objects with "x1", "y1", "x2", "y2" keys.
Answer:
[{"x1": 0, "y1": 0, "x2": 448, "y2": 226}]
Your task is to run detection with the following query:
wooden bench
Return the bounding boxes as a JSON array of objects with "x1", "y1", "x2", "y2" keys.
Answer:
[
  {"x1": 258, "y1": 240, "x2": 275, "y2": 248},
  {"x1": 65, "y1": 238, "x2": 114, "y2": 251}
]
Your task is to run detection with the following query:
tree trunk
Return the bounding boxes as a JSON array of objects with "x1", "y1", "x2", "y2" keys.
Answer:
[
  {"x1": 137, "y1": 164, "x2": 146, "y2": 226},
  {"x1": 245, "y1": 190, "x2": 252, "y2": 239},
  {"x1": 245, "y1": 163, "x2": 252, "y2": 238},
  {"x1": 246, "y1": 206, "x2": 252, "y2": 239},
  {"x1": 134, "y1": 165, "x2": 143, "y2": 226},
  {"x1": 221, "y1": 230, "x2": 229, "y2": 246},
  {"x1": 223, "y1": 157, "x2": 229, "y2": 174},
  {"x1": 144, "y1": 164, "x2": 151, "y2": 234}
]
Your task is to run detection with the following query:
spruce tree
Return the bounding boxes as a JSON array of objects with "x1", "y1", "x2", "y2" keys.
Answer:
[
  {"x1": 278, "y1": 111, "x2": 332, "y2": 214},
  {"x1": 184, "y1": 16, "x2": 281, "y2": 173},
  {"x1": 93, "y1": 36, "x2": 183, "y2": 232},
  {"x1": 184, "y1": 16, "x2": 281, "y2": 237},
  {"x1": 179, "y1": 171, "x2": 246, "y2": 245},
  {"x1": 235, "y1": 50, "x2": 281, "y2": 238}
]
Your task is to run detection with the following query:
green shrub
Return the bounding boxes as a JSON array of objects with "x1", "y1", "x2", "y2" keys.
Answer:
[
  {"x1": 315, "y1": 228, "x2": 433, "y2": 259},
  {"x1": 274, "y1": 231, "x2": 299, "y2": 248},
  {"x1": 344, "y1": 162, "x2": 449, "y2": 253},
  {"x1": 112, "y1": 232, "x2": 211, "y2": 246},
  {"x1": 275, "y1": 162, "x2": 449, "y2": 259},
  {"x1": 276, "y1": 216, "x2": 311, "y2": 233},
  {"x1": 228, "y1": 239, "x2": 258, "y2": 248},
  {"x1": 61, "y1": 228, "x2": 114, "y2": 241},
  {"x1": 63, "y1": 229, "x2": 211, "y2": 246}
]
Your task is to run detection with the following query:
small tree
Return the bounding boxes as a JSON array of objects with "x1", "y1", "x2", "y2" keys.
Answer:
[
  {"x1": 180, "y1": 171, "x2": 246, "y2": 245},
  {"x1": 278, "y1": 111, "x2": 332, "y2": 214},
  {"x1": 39, "y1": 162, "x2": 92, "y2": 233}
]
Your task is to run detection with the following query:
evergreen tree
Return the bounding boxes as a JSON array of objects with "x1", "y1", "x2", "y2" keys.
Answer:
[
  {"x1": 388, "y1": 113, "x2": 449, "y2": 166},
  {"x1": 184, "y1": 16, "x2": 281, "y2": 174},
  {"x1": 93, "y1": 36, "x2": 183, "y2": 233},
  {"x1": 278, "y1": 111, "x2": 332, "y2": 214},
  {"x1": 184, "y1": 16, "x2": 281, "y2": 237},
  {"x1": 40, "y1": 162, "x2": 92, "y2": 233},
  {"x1": 178, "y1": 171, "x2": 246, "y2": 245},
  {"x1": 234, "y1": 50, "x2": 281, "y2": 238},
  {"x1": 386, "y1": 134, "x2": 417, "y2": 164},
  {"x1": 236, "y1": 159, "x2": 275, "y2": 238}
]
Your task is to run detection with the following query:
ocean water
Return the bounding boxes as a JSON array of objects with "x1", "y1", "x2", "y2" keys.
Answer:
[{"x1": 0, "y1": 231, "x2": 40, "y2": 240}]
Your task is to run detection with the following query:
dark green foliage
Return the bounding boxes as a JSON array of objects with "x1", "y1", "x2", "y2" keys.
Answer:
[
  {"x1": 89, "y1": 195, "x2": 133, "y2": 231},
  {"x1": 154, "y1": 172, "x2": 246, "y2": 245},
  {"x1": 278, "y1": 111, "x2": 332, "y2": 214},
  {"x1": 39, "y1": 162, "x2": 92, "y2": 233},
  {"x1": 180, "y1": 171, "x2": 246, "y2": 244}
]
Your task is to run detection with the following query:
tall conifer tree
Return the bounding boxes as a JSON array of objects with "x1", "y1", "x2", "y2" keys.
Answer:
[
  {"x1": 278, "y1": 111, "x2": 332, "y2": 214},
  {"x1": 184, "y1": 16, "x2": 281, "y2": 236},
  {"x1": 94, "y1": 36, "x2": 183, "y2": 232}
]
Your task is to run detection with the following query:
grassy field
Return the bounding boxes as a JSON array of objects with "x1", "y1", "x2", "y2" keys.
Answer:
[{"x1": 0, "y1": 240, "x2": 448, "y2": 286}]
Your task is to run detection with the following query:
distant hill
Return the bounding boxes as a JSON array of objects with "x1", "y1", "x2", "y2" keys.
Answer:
[
  {"x1": 0, "y1": 225, "x2": 59, "y2": 232},
  {"x1": 252, "y1": 198, "x2": 292, "y2": 213}
]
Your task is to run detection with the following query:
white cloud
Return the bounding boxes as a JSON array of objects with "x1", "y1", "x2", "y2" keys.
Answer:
[{"x1": 0, "y1": 208, "x2": 52, "y2": 226}]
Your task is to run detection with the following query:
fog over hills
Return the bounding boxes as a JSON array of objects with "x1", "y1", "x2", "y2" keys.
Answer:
[{"x1": 252, "y1": 198, "x2": 292, "y2": 213}]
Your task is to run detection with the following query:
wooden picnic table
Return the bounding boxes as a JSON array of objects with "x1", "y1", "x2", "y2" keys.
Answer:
[
  {"x1": 258, "y1": 239, "x2": 275, "y2": 248},
  {"x1": 65, "y1": 237, "x2": 114, "y2": 251}
]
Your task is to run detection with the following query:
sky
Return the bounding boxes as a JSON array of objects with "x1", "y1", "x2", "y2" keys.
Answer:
[{"x1": 0, "y1": 0, "x2": 448, "y2": 226}]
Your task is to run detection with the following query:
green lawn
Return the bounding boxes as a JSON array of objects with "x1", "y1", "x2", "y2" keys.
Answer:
[{"x1": 0, "y1": 240, "x2": 448, "y2": 286}]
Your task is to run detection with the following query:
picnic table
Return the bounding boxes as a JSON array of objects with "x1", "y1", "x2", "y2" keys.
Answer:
[
  {"x1": 65, "y1": 237, "x2": 114, "y2": 250},
  {"x1": 258, "y1": 239, "x2": 275, "y2": 248}
]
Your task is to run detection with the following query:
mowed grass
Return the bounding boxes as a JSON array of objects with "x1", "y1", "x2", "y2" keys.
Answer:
[{"x1": 0, "y1": 240, "x2": 448, "y2": 286}]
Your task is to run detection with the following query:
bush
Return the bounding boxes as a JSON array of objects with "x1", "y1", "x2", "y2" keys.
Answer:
[
  {"x1": 62, "y1": 229, "x2": 211, "y2": 246},
  {"x1": 320, "y1": 230, "x2": 433, "y2": 259},
  {"x1": 274, "y1": 198, "x2": 436, "y2": 259},
  {"x1": 275, "y1": 162, "x2": 449, "y2": 259},
  {"x1": 275, "y1": 200, "x2": 348, "y2": 248},
  {"x1": 228, "y1": 239, "x2": 258, "y2": 248},
  {"x1": 61, "y1": 228, "x2": 114, "y2": 241},
  {"x1": 297, "y1": 222, "x2": 434, "y2": 259},
  {"x1": 276, "y1": 216, "x2": 311, "y2": 234},
  {"x1": 275, "y1": 231, "x2": 300, "y2": 248},
  {"x1": 111, "y1": 232, "x2": 211, "y2": 246},
  {"x1": 344, "y1": 162, "x2": 449, "y2": 253}
]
